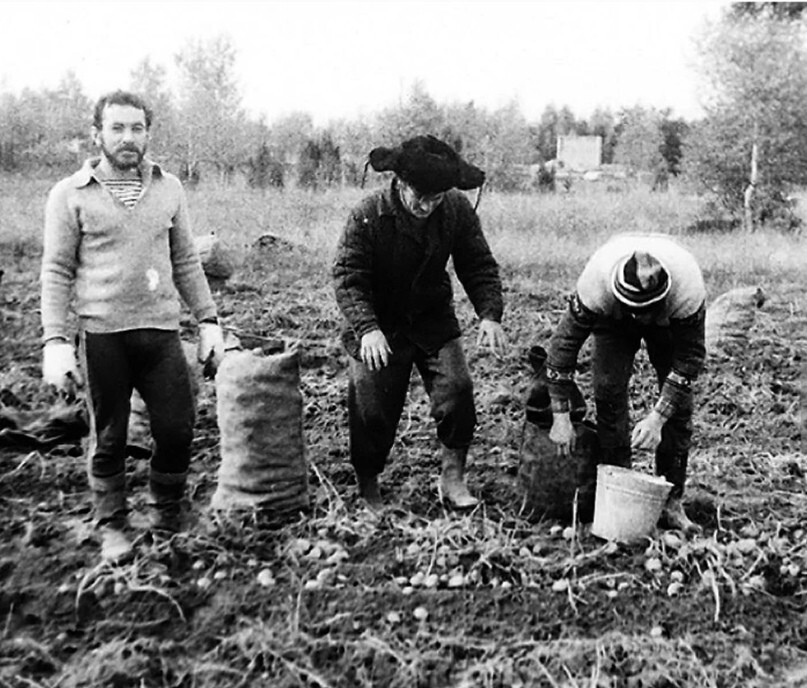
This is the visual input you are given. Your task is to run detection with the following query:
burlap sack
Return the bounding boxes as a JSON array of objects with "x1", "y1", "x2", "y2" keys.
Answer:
[
  {"x1": 518, "y1": 420, "x2": 600, "y2": 523},
  {"x1": 210, "y1": 349, "x2": 309, "y2": 513},
  {"x1": 705, "y1": 286, "x2": 765, "y2": 353},
  {"x1": 517, "y1": 344, "x2": 600, "y2": 523},
  {"x1": 194, "y1": 233, "x2": 237, "y2": 280}
]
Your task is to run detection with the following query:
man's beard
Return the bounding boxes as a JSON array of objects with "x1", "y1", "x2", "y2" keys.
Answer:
[{"x1": 100, "y1": 142, "x2": 146, "y2": 171}]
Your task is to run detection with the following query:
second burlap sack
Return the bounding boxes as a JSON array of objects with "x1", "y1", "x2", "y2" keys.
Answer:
[
  {"x1": 517, "y1": 345, "x2": 601, "y2": 524},
  {"x1": 210, "y1": 349, "x2": 309, "y2": 514}
]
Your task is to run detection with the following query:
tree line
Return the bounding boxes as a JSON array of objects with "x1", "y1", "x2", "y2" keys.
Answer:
[
  {"x1": 1, "y1": 3, "x2": 806, "y2": 229},
  {"x1": 0, "y1": 56, "x2": 684, "y2": 193}
]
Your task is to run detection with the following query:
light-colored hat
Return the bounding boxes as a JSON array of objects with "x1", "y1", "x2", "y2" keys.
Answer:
[{"x1": 612, "y1": 251, "x2": 670, "y2": 309}]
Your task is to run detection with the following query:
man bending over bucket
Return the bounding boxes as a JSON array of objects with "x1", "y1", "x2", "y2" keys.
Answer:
[
  {"x1": 546, "y1": 234, "x2": 706, "y2": 534},
  {"x1": 333, "y1": 135, "x2": 506, "y2": 511}
]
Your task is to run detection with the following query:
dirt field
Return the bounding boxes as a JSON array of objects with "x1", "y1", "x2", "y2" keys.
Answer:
[{"x1": 0, "y1": 231, "x2": 804, "y2": 688}]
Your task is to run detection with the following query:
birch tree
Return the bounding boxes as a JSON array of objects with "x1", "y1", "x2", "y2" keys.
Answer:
[
  {"x1": 129, "y1": 58, "x2": 177, "y2": 164},
  {"x1": 175, "y1": 35, "x2": 247, "y2": 183},
  {"x1": 689, "y1": 5, "x2": 807, "y2": 229}
]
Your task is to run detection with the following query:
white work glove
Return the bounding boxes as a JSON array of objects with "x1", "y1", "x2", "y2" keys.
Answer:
[
  {"x1": 42, "y1": 341, "x2": 83, "y2": 397},
  {"x1": 198, "y1": 322, "x2": 226, "y2": 376}
]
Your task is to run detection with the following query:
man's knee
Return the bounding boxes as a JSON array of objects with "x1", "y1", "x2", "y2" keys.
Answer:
[
  {"x1": 433, "y1": 369, "x2": 474, "y2": 416},
  {"x1": 449, "y1": 372, "x2": 474, "y2": 401},
  {"x1": 150, "y1": 412, "x2": 194, "y2": 451}
]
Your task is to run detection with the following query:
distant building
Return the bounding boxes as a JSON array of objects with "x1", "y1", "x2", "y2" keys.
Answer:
[{"x1": 557, "y1": 135, "x2": 602, "y2": 172}]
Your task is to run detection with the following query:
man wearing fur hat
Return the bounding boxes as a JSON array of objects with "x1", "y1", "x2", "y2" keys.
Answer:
[
  {"x1": 546, "y1": 234, "x2": 706, "y2": 533},
  {"x1": 333, "y1": 135, "x2": 506, "y2": 510}
]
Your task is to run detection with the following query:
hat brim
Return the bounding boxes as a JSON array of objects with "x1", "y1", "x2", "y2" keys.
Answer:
[{"x1": 611, "y1": 256, "x2": 671, "y2": 309}]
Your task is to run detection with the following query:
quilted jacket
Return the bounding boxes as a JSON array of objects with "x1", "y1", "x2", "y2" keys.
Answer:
[{"x1": 333, "y1": 181, "x2": 503, "y2": 357}]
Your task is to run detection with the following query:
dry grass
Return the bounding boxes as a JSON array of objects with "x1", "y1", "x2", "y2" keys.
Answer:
[
  {"x1": 184, "y1": 182, "x2": 806, "y2": 293},
  {"x1": 3, "y1": 174, "x2": 805, "y2": 284}
]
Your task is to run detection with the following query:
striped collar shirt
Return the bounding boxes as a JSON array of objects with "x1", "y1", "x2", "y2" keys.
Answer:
[{"x1": 100, "y1": 178, "x2": 144, "y2": 208}]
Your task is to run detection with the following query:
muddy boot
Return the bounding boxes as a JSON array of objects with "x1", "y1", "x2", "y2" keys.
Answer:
[
  {"x1": 357, "y1": 473, "x2": 384, "y2": 512},
  {"x1": 440, "y1": 447, "x2": 480, "y2": 509},
  {"x1": 90, "y1": 473, "x2": 134, "y2": 564},
  {"x1": 148, "y1": 470, "x2": 188, "y2": 534},
  {"x1": 659, "y1": 496, "x2": 701, "y2": 535}
]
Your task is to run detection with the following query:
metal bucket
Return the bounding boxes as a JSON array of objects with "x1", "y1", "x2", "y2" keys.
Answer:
[{"x1": 590, "y1": 465, "x2": 672, "y2": 543}]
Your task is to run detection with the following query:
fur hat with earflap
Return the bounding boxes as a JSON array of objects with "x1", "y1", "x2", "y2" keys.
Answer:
[{"x1": 367, "y1": 135, "x2": 485, "y2": 194}]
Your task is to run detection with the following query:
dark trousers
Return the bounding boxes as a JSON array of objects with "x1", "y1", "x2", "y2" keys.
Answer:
[
  {"x1": 592, "y1": 320, "x2": 692, "y2": 498},
  {"x1": 81, "y1": 329, "x2": 195, "y2": 480},
  {"x1": 347, "y1": 337, "x2": 476, "y2": 478}
]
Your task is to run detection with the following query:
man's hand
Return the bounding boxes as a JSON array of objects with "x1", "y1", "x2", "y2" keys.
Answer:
[
  {"x1": 198, "y1": 323, "x2": 226, "y2": 375},
  {"x1": 42, "y1": 341, "x2": 83, "y2": 397},
  {"x1": 631, "y1": 410, "x2": 665, "y2": 451},
  {"x1": 477, "y1": 319, "x2": 507, "y2": 358},
  {"x1": 360, "y1": 329, "x2": 392, "y2": 371},
  {"x1": 549, "y1": 412, "x2": 576, "y2": 456}
]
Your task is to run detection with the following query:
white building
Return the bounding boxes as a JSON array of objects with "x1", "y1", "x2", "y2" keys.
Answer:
[{"x1": 557, "y1": 135, "x2": 602, "y2": 172}]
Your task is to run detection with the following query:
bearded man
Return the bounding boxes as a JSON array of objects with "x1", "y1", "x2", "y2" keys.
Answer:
[{"x1": 40, "y1": 90, "x2": 225, "y2": 562}]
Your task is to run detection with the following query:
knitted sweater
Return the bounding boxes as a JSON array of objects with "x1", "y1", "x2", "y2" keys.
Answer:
[
  {"x1": 547, "y1": 234, "x2": 706, "y2": 418},
  {"x1": 40, "y1": 158, "x2": 217, "y2": 342},
  {"x1": 575, "y1": 234, "x2": 705, "y2": 320}
]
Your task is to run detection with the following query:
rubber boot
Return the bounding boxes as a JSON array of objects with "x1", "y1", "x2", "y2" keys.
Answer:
[
  {"x1": 440, "y1": 447, "x2": 480, "y2": 509},
  {"x1": 148, "y1": 470, "x2": 188, "y2": 534},
  {"x1": 356, "y1": 473, "x2": 384, "y2": 512},
  {"x1": 659, "y1": 496, "x2": 701, "y2": 535},
  {"x1": 89, "y1": 473, "x2": 134, "y2": 564},
  {"x1": 575, "y1": 481, "x2": 597, "y2": 525}
]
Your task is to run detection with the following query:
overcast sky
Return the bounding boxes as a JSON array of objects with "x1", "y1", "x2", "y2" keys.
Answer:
[{"x1": 0, "y1": 0, "x2": 729, "y2": 125}]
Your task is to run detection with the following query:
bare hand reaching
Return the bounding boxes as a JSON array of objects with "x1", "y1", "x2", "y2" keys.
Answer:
[
  {"x1": 631, "y1": 411, "x2": 665, "y2": 451},
  {"x1": 477, "y1": 318, "x2": 507, "y2": 358},
  {"x1": 360, "y1": 329, "x2": 392, "y2": 371},
  {"x1": 549, "y1": 412, "x2": 576, "y2": 456}
]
